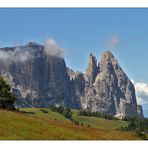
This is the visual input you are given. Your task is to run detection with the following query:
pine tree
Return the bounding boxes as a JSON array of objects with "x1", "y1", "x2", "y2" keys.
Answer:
[{"x1": 0, "y1": 76, "x2": 16, "y2": 110}]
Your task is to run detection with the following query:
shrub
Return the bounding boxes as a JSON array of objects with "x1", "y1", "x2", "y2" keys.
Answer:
[
  {"x1": 87, "y1": 125, "x2": 90, "y2": 128},
  {"x1": 73, "y1": 120, "x2": 79, "y2": 125},
  {"x1": 136, "y1": 130, "x2": 147, "y2": 140},
  {"x1": 63, "y1": 107, "x2": 72, "y2": 119},
  {"x1": 40, "y1": 109, "x2": 48, "y2": 113},
  {"x1": 50, "y1": 105, "x2": 72, "y2": 120},
  {"x1": 80, "y1": 123, "x2": 83, "y2": 126}
]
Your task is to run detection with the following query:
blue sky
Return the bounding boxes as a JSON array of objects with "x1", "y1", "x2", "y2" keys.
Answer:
[{"x1": 0, "y1": 8, "x2": 148, "y2": 116}]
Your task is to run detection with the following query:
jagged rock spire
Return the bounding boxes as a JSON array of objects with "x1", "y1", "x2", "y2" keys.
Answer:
[
  {"x1": 85, "y1": 53, "x2": 99, "y2": 86},
  {"x1": 99, "y1": 50, "x2": 118, "y2": 71},
  {"x1": 100, "y1": 50, "x2": 115, "y2": 60},
  {"x1": 82, "y1": 50, "x2": 142, "y2": 117}
]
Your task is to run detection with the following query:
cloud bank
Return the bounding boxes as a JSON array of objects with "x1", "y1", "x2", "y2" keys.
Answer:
[
  {"x1": 44, "y1": 37, "x2": 64, "y2": 58},
  {"x1": 0, "y1": 37, "x2": 65, "y2": 63},
  {"x1": 132, "y1": 80, "x2": 148, "y2": 105},
  {"x1": 0, "y1": 47, "x2": 34, "y2": 63}
]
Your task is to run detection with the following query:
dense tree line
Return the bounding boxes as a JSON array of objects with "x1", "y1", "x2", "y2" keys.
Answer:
[
  {"x1": 78, "y1": 110, "x2": 117, "y2": 120},
  {"x1": 121, "y1": 117, "x2": 148, "y2": 140},
  {"x1": 122, "y1": 117, "x2": 148, "y2": 132},
  {"x1": 0, "y1": 76, "x2": 16, "y2": 110}
]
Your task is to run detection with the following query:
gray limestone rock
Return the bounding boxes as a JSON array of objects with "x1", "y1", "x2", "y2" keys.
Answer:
[
  {"x1": 81, "y1": 51, "x2": 143, "y2": 117},
  {"x1": 0, "y1": 43, "x2": 71, "y2": 108},
  {"x1": 85, "y1": 53, "x2": 99, "y2": 86},
  {"x1": 0, "y1": 44, "x2": 143, "y2": 117}
]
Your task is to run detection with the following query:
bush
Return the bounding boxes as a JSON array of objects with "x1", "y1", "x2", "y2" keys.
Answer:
[
  {"x1": 136, "y1": 130, "x2": 147, "y2": 140},
  {"x1": 73, "y1": 120, "x2": 79, "y2": 125},
  {"x1": 50, "y1": 106, "x2": 72, "y2": 120},
  {"x1": 80, "y1": 123, "x2": 83, "y2": 126},
  {"x1": 87, "y1": 125, "x2": 90, "y2": 128},
  {"x1": 63, "y1": 108, "x2": 72, "y2": 119},
  {"x1": 40, "y1": 109, "x2": 48, "y2": 113}
]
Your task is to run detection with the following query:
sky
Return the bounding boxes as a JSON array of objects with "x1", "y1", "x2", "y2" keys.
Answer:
[{"x1": 0, "y1": 8, "x2": 148, "y2": 117}]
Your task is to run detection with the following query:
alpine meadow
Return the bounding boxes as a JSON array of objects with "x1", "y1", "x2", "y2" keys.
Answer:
[{"x1": 0, "y1": 8, "x2": 148, "y2": 140}]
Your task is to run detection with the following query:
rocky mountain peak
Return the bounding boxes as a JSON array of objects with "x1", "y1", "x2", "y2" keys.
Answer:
[
  {"x1": 88, "y1": 53, "x2": 97, "y2": 66},
  {"x1": 82, "y1": 50, "x2": 142, "y2": 117},
  {"x1": 86, "y1": 53, "x2": 98, "y2": 74},
  {"x1": 101, "y1": 50, "x2": 114, "y2": 59},
  {"x1": 99, "y1": 50, "x2": 118, "y2": 67},
  {"x1": 85, "y1": 53, "x2": 99, "y2": 86},
  {"x1": 26, "y1": 42, "x2": 39, "y2": 46}
]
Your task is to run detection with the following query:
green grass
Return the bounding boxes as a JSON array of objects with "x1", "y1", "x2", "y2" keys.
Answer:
[
  {"x1": 0, "y1": 108, "x2": 143, "y2": 140},
  {"x1": 20, "y1": 108, "x2": 70, "y2": 122},
  {"x1": 72, "y1": 110, "x2": 127, "y2": 131}
]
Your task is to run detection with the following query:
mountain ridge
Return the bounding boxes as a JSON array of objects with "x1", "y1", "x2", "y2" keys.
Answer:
[{"x1": 0, "y1": 43, "x2": 143, "y2": 118}]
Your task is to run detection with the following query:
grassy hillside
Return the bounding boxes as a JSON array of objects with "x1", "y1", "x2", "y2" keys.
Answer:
[
  {"x1": 0, "y1": 108, "x2": 143, "y2": 140},
  {"x1": 20, "y1": 108, "x2": 70, "y2": 122},
  {"x1": 72, "y1": 110, "x2": 127, "y2": 131}
]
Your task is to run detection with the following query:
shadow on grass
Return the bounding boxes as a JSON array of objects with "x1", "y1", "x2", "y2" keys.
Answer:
[{"x1": 20, "y1": 111, "x2": 36, "y2": 115}]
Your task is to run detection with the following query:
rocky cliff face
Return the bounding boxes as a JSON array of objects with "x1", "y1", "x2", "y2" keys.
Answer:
[
  {"x1": 80, "y1": 51, "x2": 139, "y2": 117},
  {"x1": 0, "y1": 43, "x2": 71, "y2": 108},
  {"x1": 0, "y1": 43, "x2": 143, "y2": 117}
]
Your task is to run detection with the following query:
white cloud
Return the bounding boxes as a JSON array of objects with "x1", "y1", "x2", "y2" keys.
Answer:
[
  {"x1": 44, "y1": 37, "x2": 64, "y2": 58},
  {"x1": 0, "y1": 37, "x2": 65, "y2": 64},
  {"x1": 107, "y1": 35, "x2": 120, "y2": 49},
  {"x1": 131, "y1": 79, "x2": 134, "y2": 84},
  {"x1": 132, "y1": 80, "x2": 148, "y2": 105},
  {"x1": 0, "y1": 47, "x2": 34, "y2": 63}
]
